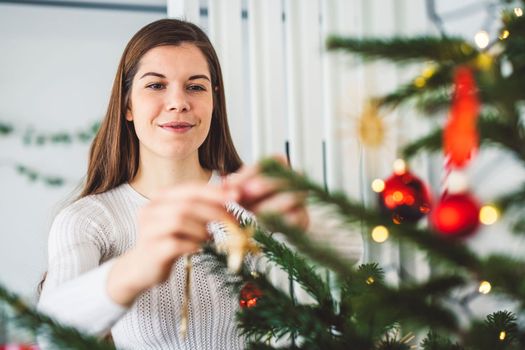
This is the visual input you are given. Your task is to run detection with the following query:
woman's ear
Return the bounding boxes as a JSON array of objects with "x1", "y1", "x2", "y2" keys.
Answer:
[{"x1": 125, "y1": 107, "x2": 133, "y2": 121}]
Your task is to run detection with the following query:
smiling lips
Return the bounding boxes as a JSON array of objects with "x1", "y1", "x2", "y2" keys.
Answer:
[{"x1": 159, "y1": 121, "x2": 195, "y2": 133}]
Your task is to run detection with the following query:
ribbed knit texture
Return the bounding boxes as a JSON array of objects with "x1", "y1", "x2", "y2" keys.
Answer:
[{"x1": 38, "y1": 172, "x2": 363, "y2": 349}]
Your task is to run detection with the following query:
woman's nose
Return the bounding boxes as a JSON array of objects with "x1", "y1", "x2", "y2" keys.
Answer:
[{"x1": 165, "y1": 88, "x2": 190, "y2": 112}]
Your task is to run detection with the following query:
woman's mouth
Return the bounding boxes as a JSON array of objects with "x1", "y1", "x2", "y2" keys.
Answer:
[{"x1": 159, "y1": 121, "x2": 195, "y2": 133}]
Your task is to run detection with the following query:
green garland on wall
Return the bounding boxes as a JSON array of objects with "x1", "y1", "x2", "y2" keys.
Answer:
[{"x1": 0, "y1": 120, "x2": 100, "y2": 186}]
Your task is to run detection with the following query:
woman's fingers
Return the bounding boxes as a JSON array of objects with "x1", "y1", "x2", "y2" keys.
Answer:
[
  {"x1": 249, "y1": 191, "x2": 303, "y2": 214},
  {"x1": 140, "y1": 198, "x2": 229, "y2": 242},
  {"x1": 249, "y1": 191, "x2": 309, "y2": 229},
  {"x1": 225, "y1": 156, "x2": 310, "y2": 230},
  {"x1": 155, "y1": 235, "x2": 202, "y2": 260}
]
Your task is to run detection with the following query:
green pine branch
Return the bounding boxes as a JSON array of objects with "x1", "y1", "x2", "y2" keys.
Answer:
[
  {"x1": 414, "y1": 87, "x2": 452, "y2": 114},
  {"x1": 375, "y1": 331, "x2": 413, "y2": 350},
  {"x1": 0, "y1": 283, "x2": 114, "y2": 350},
  {"x1": 477, "y1": 255, "x2": 525, "y2": 305},
  {"x1": 401, "y1": 111, "x2": 525, "y2": 162},
  {"x1": 259, "y1": 214, "x2": 362, "y2": 281},
  {"x1": 258, "y1": 159, "x2": 480, "y2": 271},
  {"x1": 502, "y1": 14, "x2": 525, "y2": 73},
  {"x1": 421, "y1": 331, "x2": 463, "y2": 350},
  {"x1": 463, "y1": 311, "x2": 521, "y2": 349},
  {"x1": 207, "y1": 160, "x2": 525, "y2": 349},
  {"x1": 202, "y1": 243, "x2": 346, "y2": 347},
  {"x1": 379, "y1": 65, "x2": 453, "y2": 109},
  {"x1": 326, "y1": 36, "x2": 477, "y2": 64},
  {"x1": 253, "y1": 229, "x2": 335, "y2": 311},
  {"x1": 401, "y1": 128, "x2": 442, "y2": 159},
  {"x1": 340, "y1": 263, "x2": 385, "y2": 298},
  {"x1": 496, "y1": 183, "x2": 525, "y2": 212},
  {"x1": 351, "y1": 276, "x2": 463, "y2": 336}
]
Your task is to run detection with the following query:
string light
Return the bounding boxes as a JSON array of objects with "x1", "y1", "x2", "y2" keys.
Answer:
[
  {"x1": 371, "y1": 179, "x2": 385, "y2": 193},
  {"x1": 393, "y1": 159, "x2": 407, "y2": 175},
  {"x1": 413, "y1": 65, "x2": 436, "y2": 89},
  {"x1": 371, "y1": 226, "x2": 389, "y2": 243},
  {"x1": 499, "y1": 331, "x2": 506, "y2": 341},
  {"x1": 479, "y1": 205, "x2": 499, "y2": 225},
  {"x1": 478, "y1": 281, "x2": 492, "y2": 294},
  {"x1": 421, "y1": 65, "x2": 436, "y2": 79},
  {"x1": 499, "y1": 30, "x2": 510, "y2": 40},
  {"x1": 514, "y1": 7, "x2": 523, "y2": 17},
  {"x1": 414, "y1": 76, "x2": 426, "y2": 88},
  {"x1": 476, "y1": 53, "x2": 493, "y2": 71},
  {"x1": 474, "y1": 30, "x2": 490, "y2": 49},
  {"x1": 366, "y1": 276, "x2": 375, "y2": 285}
]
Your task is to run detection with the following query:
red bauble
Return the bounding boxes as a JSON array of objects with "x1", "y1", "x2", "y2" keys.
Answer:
[
  {"x1": 378, "y1": 169, "x2": 431, "y2": 223},
  {"x1": 0, "y1": 345, "x2": 40, "y2": 350},
  {"x1": 431, "y1": 193, "x2": 480, "y2": 238},
  {"x1": 239, "y1": 282, "x2": 262, "y2": 309}
]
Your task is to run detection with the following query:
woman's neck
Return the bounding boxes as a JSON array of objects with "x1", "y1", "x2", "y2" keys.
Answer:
[{"x1": 129, "y1": 154, "x2": 212, "y2": 199}]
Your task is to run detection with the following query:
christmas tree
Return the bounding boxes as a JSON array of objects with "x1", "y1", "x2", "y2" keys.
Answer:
[
  {"x1": 227, "y1": 2, "x2": 525, "y2": 349},
  {"x1": 1, "y1": 1, "x2": 525, "y2": 349}
]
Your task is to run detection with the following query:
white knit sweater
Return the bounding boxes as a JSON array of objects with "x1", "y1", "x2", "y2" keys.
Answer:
[{"x1": 37, "y1": 172, "x2": 363, "y2": 350}]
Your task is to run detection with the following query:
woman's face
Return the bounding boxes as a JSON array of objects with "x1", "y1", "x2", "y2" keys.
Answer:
[{"x1": 126, "y1": 44, "x2": 213, "y2": 163}]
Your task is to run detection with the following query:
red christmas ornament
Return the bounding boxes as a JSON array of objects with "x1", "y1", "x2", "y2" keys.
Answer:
[
  {"x1": 443, "y1": 66, "x2": 480, "y2": 168},
  {"x1": 239, "y1": 282, "x2": 262, "y2": 309},
  {"x1": 431, "y1": 193, "x2": 480, "y2": 238},
  {"x1": 378, "y1": 167, "x2": 432, "y2": 224},
  {"x1": 0, "y1": 345, "x2": 40, "y2": 350}
]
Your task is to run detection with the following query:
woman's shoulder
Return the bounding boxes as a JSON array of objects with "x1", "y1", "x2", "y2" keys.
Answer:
[{"x1": 52, "y1": 184, "x2": 135, "y2": 230}]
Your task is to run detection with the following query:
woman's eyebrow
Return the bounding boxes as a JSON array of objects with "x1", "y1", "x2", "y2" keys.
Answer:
[
  {"x1": 140, "y1": 72, "x2": 165, "y2": 79},
  {"x1": 139, "y1": 72, "x2": 210, "y2": 82},
  {"x1": 189, "y1": 74, "x2": 210, "y2": 82}
]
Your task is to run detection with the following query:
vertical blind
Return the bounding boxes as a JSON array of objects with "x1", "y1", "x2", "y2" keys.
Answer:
[{"x1": 168, "y1": 0, "x2": 433, "y2": 280}]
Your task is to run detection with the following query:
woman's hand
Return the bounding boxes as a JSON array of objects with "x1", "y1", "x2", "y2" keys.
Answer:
[
  {"x1": 107, "y1": 183, "x2": 237, "y2": 306},
  {"x1": 225, "y1": 157, "x2": 309, "y2": 230}
]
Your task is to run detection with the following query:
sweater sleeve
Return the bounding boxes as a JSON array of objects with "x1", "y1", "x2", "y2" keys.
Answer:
[{"x1": 37, "y1": 199, "x2": 128, "y2": 337}]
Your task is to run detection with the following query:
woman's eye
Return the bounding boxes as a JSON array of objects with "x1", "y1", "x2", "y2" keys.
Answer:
[
  {"x1": 187, "y1": 85, "x2": 206, "y2": 92},
  {"x1": 146, "y1": 83, "x2": 165, "y2": 90}
]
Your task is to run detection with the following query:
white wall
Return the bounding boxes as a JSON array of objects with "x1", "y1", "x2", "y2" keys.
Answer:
[{"x1": 0, "y1": 1, "x2": 164, "y2": 301}]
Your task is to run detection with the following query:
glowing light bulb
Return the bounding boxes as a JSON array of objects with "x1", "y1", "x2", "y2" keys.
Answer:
[
  {"x1": 478, "y1": 281, "x2": 492, "y2": 294},
  {"x1": 366, "y1": 276, "x2": 375, "y2": 285},
  {"x1": 393, "y1": 159, "x2": 407, "y2": 175},
  {"x1": 371, "y1": 179, "x2": 385, "y2": 193},
  {"x1": 414, "y1": 76, "x2": 426, "y2": 88},
  {"x1": 499, "y1": 331, "x2": 506, "y2": 341},
  {"x1": 474, "y1": 30, "x2": 490, "y2": 49},
  {"x1": 476, "y1": 53, "x2": 493, "y2": 70},
  {"x1": 479, "y1": 205, "x2": 499, "y2": 225},
  {"x1": 499, "y1": 30, "x2": 510, "y2": 40},
  {"x1": 371, "y1": 226, "x2": 389, "y2": 243},
  {"x1": 422, "y1": 66, "x2": 436, "y2": 78},
  {"x1": 514, "y1": 7, "x2": 523, "y2": 17}
]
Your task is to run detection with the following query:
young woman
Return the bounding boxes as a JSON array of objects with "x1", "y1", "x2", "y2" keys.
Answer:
[{"x1": 38, "y1": 19, "x2": 362, "y2": 349}]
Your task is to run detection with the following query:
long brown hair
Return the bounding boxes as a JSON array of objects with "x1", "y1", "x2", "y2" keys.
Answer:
[{"x1": 81, "y1": 18, "x2": 242, "y2": 197}]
